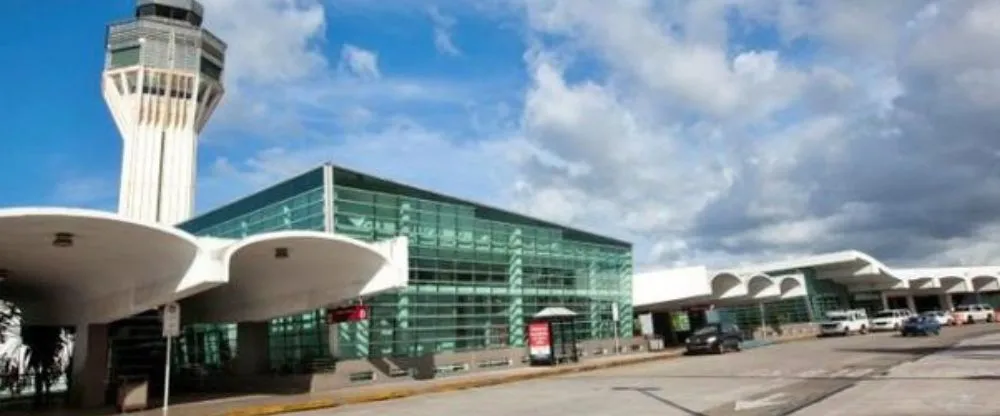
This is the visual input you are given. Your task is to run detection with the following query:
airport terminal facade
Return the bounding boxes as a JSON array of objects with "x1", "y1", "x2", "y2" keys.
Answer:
[
  {"x1": 634, "y1": 253, "x2": 1000, "y2": 343},
  {"x1": 174, "y1": 164, "x2": 634, "y2": 373}
]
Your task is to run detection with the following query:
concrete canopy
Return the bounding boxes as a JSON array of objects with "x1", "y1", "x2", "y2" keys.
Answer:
[
  {"x1": 0, "y1": 207, "x2": 216, "y2": 325},
  {"x1": 634, "y1": 250, "x2": 1000, "y2": 314},
  {"x1": 180, "y1": 230, "x2": 400, "y2": 323},
  {"x1": 0, "y1": 207, "x2": 408, "y2": 326},
  {"x1": 633, "y1": 267, "x2": 807, "y2": 312}
]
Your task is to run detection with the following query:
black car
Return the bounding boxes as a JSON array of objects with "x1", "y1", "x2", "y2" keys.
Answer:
[{"x1": 685, "y1": 323, "x2": 743, "y2": 354}]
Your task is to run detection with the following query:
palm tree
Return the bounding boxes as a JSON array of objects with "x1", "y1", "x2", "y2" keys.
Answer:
[
  {"x1": 1, "y1": 302, "x2": 28, "y2": 396},
  {"x1": 0, "y1": 302, "x2": 74, "y2": 408}
]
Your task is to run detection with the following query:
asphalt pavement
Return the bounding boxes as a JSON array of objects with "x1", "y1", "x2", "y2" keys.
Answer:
[{"x1": 288, "y1": 324, "x2": 1000, "y2": 416}]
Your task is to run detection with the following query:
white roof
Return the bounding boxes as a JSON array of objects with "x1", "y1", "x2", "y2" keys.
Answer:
[{"x1": 0, "y1": 207, "x2": 409, "y2": 325}]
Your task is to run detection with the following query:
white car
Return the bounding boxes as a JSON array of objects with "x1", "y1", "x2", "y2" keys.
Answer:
[
  {"x1": 953, "y1": 304, "x2": 995, "y2": 324},
  {"x1": 870, "y1": 309, "x2": 910, "y2": 331},
  {"x1": 819, "y1": 309, "x2": 869, "y2": 336},
  {"x1": 921, "y1": 310, "x2": 954, "y2": 326}
]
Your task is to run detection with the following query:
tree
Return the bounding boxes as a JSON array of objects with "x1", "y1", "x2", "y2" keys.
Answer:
[{"x1": 0, "y1": 302, "x2": 74, "y2": 408}]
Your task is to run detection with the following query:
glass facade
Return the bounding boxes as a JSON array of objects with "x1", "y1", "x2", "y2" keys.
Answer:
[{"x1": 174, "y1": 164, "x2": 633, "y2": 373}]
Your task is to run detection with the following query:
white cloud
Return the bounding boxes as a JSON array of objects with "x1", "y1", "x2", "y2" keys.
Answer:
[
  {"x1": 186, "y1": 0, "x2": 1000, "y2": 272},
  {"x1": 429, "y1": 7, "x2": 461, "y2": 56},
  {"x1": 339, "y1": 44, "x2": 382, "y2": 79}
]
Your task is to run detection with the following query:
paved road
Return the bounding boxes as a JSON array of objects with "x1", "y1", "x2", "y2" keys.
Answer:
[{"x1": 290, "y1": 325, "x2": 1000, "y2": 416}]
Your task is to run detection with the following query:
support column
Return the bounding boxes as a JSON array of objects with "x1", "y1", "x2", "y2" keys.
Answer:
[
  {"x1": 905, "y1": 295, "x2": 917, "y2": 312},
  {"x1": 68, "y1": 323, "x2": 108, "y2": 408},
  {"x1": 235, "y1": 322, "x2": 269, "y2": 375},
  {"x1": 880, "y1": 292, "x2": 890, "y2": 310},
  {"x1": 941, "y1": 293, "x2": 955, "y2": 311},
  {"x1": 396, "y1": 201, "x2": 413, "y2": 356},
  {"x1": 507, "y1": 228, "x2": 524, "y2": 347},
  {"x1": 617, "y1": 254, "x2": 634, "y2": 340},
  {"x1": 587, "y1": 260, "x2": 600, "y2": 339},
  {"x1": 800, "y1": 268, "x2": 816, "y2": 321}
]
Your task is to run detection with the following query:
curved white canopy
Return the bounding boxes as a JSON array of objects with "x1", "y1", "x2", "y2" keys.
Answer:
[
  {"x1": 181, "y1": 230, "x2": 393, "y2": 323},
  {"x1": 0, "y1": 207, "x2": 203, "y2": 325},
  {"x1": 0, "y1": 208, "x2": 408, "y2": 326}
]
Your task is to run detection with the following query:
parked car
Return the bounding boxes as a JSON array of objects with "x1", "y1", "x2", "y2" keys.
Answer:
[
  {"x1": 921, "y1": 310, "x2": 955, "y2": 326},
  {"x1": 870, "y1": 309, "x2": 910, "y2": 331},
  {"x1": 685, "y1": 323, "x2": 743, "y2": 354},
  {"x1": 900, "y1": 315, "x2": 942, "y2": 336},
  {"x1": 952, "y1": 304, "x2": 994, "y2": 324},
  {"x1": 818, "y1": 309, "x2": 869, "y2": 336}
]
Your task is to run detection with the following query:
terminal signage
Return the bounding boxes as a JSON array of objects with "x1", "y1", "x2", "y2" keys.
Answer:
[
  {"x1": 326, "y1": 305, "x2": 370, "y2": 324},
  {"x1": 162, "y1": 302, "x2": 181, "y2": 338},
  {"x1": 527, "y1": 322, "x2": 552, "y2": 361}
]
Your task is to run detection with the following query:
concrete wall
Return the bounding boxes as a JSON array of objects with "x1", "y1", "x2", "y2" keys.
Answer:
[{"x1": 175, "y1": 336, "x2": 650, "y2": 395}]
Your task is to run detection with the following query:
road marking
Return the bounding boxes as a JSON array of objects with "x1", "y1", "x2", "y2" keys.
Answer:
[
  {"x1": 824, "y1": 368, "x2": 873, "y2": 379},
  {"x1": 797, "y1": 369, "x2": 827, "y2": 378},
  {"x1": 734, "y1": 393, "x2": 788, "y2": 411},
  {"x1": 740, "y1": 369, "x2": 783, "y2": 377}
]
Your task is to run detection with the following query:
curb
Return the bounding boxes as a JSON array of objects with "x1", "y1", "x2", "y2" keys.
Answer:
[{"x1": 219, "y1": 334, "x2": 818, "y2": 416}]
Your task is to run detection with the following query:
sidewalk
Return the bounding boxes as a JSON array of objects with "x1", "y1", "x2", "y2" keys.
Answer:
[{"x1": 19, "y1": 333, "x2": 816, "y2": 416}]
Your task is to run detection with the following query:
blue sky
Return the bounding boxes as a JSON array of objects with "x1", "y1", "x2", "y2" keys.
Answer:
[
  {"x1": 0, "y1": 0, "x2": 527, "y2": 211},
  {"x1": 2, "y1": 0, "x2": 999, "y2": 269}
]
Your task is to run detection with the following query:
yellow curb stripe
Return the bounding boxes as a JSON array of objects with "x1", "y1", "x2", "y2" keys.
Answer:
[{"x1": 219, "y1": 333, "x2": 818, "y2": 416}]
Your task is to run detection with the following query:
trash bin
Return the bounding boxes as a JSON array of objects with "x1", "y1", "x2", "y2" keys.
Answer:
[{"x1": 116, "y1": 376, "x2": 149, "y2": 412}]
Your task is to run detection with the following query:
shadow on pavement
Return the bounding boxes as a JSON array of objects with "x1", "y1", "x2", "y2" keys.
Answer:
[{"x1": 611, "y1": 386, "x2": 706, "y2": 415}]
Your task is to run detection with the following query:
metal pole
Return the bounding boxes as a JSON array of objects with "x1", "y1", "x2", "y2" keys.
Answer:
[{"x1": 163, "y1": 336, "x2": 171, "y2": 415}]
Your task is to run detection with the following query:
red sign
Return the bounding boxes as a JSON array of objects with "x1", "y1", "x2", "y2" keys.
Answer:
[
  {"x1": 326, "y1": 305, "x2": 370, "y2": 324},
  {"x1": 527, "y1": 322, "x2": 552, "y2": 358}
]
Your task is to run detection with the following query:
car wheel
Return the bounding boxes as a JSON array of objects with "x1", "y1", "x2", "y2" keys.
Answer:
[
  {"x1": 988, "y1": 314, "x2": 995, "y2": 323},
  {"x1": 859, "y1": 325, "x2": 868, "y2": 334},
  {"x1": 712, "y1": 343, "x2": 724, "y2": 354},
  {"x1": 968, "y1": 316, "x2": 975, "y2": 324}
]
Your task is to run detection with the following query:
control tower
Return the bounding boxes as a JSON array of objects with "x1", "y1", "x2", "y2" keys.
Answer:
[{"x1": 103, "y1": 0, "x2": 226, "y2": 225}]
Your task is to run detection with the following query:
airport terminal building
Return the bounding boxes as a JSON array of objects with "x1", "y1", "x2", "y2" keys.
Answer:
[
  {"x1": 172, "y1": 164, "x2": 634, "y2": 375},
  {"x1": 634, "y1": 252, "x2": 1000, "y2": 343},
  {"x1": 0, "y1": 0, "x2": 632, "y2": 408}
]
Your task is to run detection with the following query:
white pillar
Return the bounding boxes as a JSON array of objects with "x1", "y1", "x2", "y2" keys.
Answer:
[
  {"x1": 941, "y1": 293, "x2": 955, "y2": 311},
  {"x1": 69, "y1": 324, "x2": 109, "y2": 408},
  {"x1": 880, "y1": 292, "x2": 890, "y2": 310},
  {"x1": 905, "y1": 295, "x2": 917, "y2": 312}
]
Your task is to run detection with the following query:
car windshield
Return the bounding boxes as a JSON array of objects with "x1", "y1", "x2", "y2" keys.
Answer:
[
  {"x1": 692, "y1": 325, "x2": 720, "y2": 336},
  {"x1": 955, "y1": 305, "x2": 973, "y2": 312},
  {"x1": 922, "y1": 311, "x2": 942, "y2": 317},
  {"x1": 874, "y1": 311, "x2": 896, "y2": 318},
  {"x1": 906, "y1": 316, "x2": 923, "y2": 323},
  {"x1": 826, "y1": 315, "x2": 848, "y2": 321}
]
